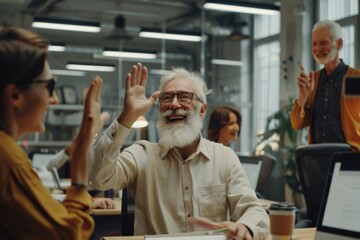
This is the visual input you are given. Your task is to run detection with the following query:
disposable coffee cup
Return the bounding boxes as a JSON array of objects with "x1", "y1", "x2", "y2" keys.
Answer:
[{"x1": 269, "y1": 202, "x2": 296, "y2": 240}]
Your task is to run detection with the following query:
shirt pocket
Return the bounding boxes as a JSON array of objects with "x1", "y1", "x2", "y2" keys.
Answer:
[{"x1": 197, "y1": 184, "x2": 227, "y2": 219}]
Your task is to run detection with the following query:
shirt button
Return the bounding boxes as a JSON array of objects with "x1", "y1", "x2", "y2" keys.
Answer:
[
  {"x1": 185, "y1": 186, "x2": 188, "y2": 190},
  {"x1": 187, "y1": 214, "x2": 191, "y2": 217},
  {"x1": 111, "y1": 132, "x2": 116, "y2": 137},
  {"x1": 324, "y1": 98, "x2": 328, "y2": 102},
  {"x1": 323, "y1": 116, "x2": 327, "y2": 119},
  {"x1": 322, "y1": 133, "x2": 325, "y2": 137}
]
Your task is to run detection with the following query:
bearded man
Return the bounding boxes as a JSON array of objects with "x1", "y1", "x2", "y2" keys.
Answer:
[
  {"x1": 89, "y1": 63, "x2": 269, "y2": 240},
  {"x1": 290, "y1": 20, "x2": 360, "y2": 151}
]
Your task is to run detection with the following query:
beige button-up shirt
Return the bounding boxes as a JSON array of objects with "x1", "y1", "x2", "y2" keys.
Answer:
[{"x1": 89, "y1": 120, "x2": 269, "y2": 239}]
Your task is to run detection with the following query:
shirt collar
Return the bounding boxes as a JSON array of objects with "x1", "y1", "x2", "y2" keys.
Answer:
[
  {"x1": 158, "y1": 133, "x2": 211, "y2": 161},
  {"x1": 322, "y1": 58, "x2": 348, "y2": 79}
]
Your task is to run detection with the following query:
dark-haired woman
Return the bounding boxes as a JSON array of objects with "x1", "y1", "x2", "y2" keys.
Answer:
[{"x1": 208, "y1": 105, "x2": 241, "y2": 146}]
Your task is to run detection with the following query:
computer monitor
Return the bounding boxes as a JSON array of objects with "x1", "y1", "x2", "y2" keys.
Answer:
[
  {"x1": 237, "y1": 155, "x2": 263, "y2": 189},
  {"x1": 315, "y1": 152, "x2": 360, "y2": 240},
  {"x1": 29, "y1": 151, "x2": 61, "y2": 189}
]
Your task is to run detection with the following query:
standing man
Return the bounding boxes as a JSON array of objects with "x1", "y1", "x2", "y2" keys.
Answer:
[
  {"x1": 89, "y1": 64, "x2": 269, "y2": 240},
  {"x1": 290, "y1": 20, "x2": 360, "y2": 151}
]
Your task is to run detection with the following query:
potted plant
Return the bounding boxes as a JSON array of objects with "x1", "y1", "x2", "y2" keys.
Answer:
[{"x1": 255, "y1": 99, "x2": 305, "y2": 205}]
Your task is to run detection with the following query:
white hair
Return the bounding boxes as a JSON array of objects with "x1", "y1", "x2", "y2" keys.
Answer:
[
  {"x1": 159, "y1": 67, "x2": 208, "y2": 104},
  {"x1": 313, "y1": 20, "x2": 342, "y2": 41}
]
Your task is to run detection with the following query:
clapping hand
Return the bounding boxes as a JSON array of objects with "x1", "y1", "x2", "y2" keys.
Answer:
[{"x1": 296, "y1": 64, "x2": 314, "y2": 107}]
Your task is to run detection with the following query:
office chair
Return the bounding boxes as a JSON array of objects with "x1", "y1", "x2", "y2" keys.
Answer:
[
  {"x1": 256, "y1": 154, "x2": 276, "y2": 198},
  {"x1": 121, "y1": 188, "x2": 135, "y2": 236},
  {"x1": 295, "y1": 143, "x2": 352, "y2": 228}
]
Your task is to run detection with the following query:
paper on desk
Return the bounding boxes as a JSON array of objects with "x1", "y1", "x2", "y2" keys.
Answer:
[
  {"x1": 145, "y1": 234, "x2": 226, "y2": 240},
  {"x1": 52, "y1": 193, "x2": 66, "y2": 202}
]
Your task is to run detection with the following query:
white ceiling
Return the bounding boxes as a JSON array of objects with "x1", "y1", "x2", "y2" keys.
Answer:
[
  {"x1": 0, "y1": 0, "x2": 226, "y2": 51},
  {"x1": 0, "y1": 0, "x2": 268, "y2": 88}
]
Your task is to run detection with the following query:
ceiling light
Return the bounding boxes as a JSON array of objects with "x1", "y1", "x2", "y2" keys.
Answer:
[
  {"x1": 49, "y1": 43, "x2": 66, "y2": 52},
  {"x1": 51, "y1": 69, "x2": 86, "y2": 76},
  {"x1": 132, "y1": 116, "x2": 148, "y2": 128},
  {"x1": 102, "y1": 49, "x2": 157, "y2": 59},
  {"x1": 139, "y1": 27, "x2": 202, "y2": 42},
  {"x1": 150, "y1": 69, "x2": 172, "y2": 75},
  {"x1": 66, "y1": 62, "x2": 115, "y2": 72},
  {"x1": 203, "y1": 0, "x2": 280, "y2": 15},
  {"x1": 32, "y1": 17, "x2": 101, "y2": 33},
  {"x1": 211, "y1": 59, "x2": 244, "y2": 66}
]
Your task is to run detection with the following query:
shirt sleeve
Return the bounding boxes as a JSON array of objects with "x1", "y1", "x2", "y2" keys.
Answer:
[
  {"x1": 290, "y1": 99, "x2": 311, "y2": 129},
  {"x1": 89, "y1": 119, "x2": 132, "y2": 190},
  {"x1": 46, "y1": 149, "x2": 70, "y2": 171}
]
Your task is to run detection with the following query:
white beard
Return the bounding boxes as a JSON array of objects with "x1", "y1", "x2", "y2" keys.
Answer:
[
  {"x1": 314, "y1": 46, "x2": 338, "y2": 65},
  {"x1": 157, "y1": 106, "x2": 203, "y2": 149}
]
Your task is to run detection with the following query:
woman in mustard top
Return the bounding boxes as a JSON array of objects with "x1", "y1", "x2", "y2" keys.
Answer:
[{"x1": 0, "y1": 27, "x2": 103, "y2": 239}]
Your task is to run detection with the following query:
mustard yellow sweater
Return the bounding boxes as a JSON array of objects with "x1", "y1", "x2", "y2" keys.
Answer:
[{"x1": 0, "y1": 131, "x2": 94, "y2": 239}]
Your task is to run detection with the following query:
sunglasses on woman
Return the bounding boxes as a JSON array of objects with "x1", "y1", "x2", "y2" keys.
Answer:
[{"x1": 18, "y1": 78, "x2": 56, "y2": 96}]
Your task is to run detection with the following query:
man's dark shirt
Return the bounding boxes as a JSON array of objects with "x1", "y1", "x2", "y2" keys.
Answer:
[{"x1": 311, "y1": 59, "x2": 348, "y2": 143}]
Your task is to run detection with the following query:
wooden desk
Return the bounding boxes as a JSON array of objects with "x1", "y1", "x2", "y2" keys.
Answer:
[
  {"x1": 266, "y1": 228, "x2": 316, "y2": 240},
  {"x1": 91, "y1": 199, "x2": 271, "y2": 216},
  {"x1": 91, "y1": 198, "x2": 122, "y2": 240},
  {"x1": 91, "y1": 198, "x2": 122, "y2": 215},
  {"x1": 102, "y1": 228, "x2": 317, "y2": 240},
  {"x1": 90, "y1": 198, "x2": 272, "y2": 215},
  {"x1": 97, "y1": 198, "x2": 276, "y2": 240}
]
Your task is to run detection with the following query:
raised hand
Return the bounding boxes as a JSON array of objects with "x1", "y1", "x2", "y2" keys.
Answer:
[
  {"x1": 71, "y1": 76, "x2": 103, "y2": 184},
  {"x1": 296, "y1": 64, "x2": 314, "y2": 107},
  {"x1": 117, "y1": 63, "x2": 161, "y2": 128}
]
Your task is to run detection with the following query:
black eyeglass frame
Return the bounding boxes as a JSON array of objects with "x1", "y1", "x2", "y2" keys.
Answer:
[
  {"x1": 158, "y1": 91, "x2": 203, "y2": 106},
  {"x1": 18, "y1": 78, "x2": 56, "y2": 96}
]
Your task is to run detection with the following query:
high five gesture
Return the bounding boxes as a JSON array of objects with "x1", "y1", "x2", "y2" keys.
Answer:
[{"x1": 117, "y1": 63, "x2": 160, "y2": 128}]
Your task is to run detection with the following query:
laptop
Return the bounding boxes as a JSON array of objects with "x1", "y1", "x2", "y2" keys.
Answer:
[
  {"x1": 237, "y1": 155, "x2": 263, "y2": 189},
  {"x1": 30, "y1": 151, "x2": 62, "y2": 189},
  {"x1": 315, "y1": 152, "x2": 360, "y2": 240}
]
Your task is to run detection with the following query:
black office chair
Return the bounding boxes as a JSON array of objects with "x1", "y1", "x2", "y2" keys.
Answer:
[
  {"x1": 121, "y1": 188, "x2": 135, "y2": 236},
  {"x1": 295, "y1": 143, "x2": 352, "y2": 227},
  {"x1": 256, "y1": 154, "x2": 276, "y2": 198}
]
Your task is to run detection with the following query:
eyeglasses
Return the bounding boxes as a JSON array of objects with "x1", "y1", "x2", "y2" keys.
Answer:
[
  {"x1": 18, "y1": 78, "x2": 56, "y2": 96},
  {"x1": 159, "y1": 91, "x2": 203, "y2": 105}
]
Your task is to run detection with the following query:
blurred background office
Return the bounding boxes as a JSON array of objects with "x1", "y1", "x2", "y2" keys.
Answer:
[{"x1": 0, "y1": 0, "x2": 358, "y2": 202}]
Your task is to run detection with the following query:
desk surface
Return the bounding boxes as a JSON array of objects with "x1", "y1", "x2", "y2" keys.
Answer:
[
  {"x1": 90, "y1": 198, "x2": 272, "y2": 216},
  {"x1": 91, "y1": 198, "x2": 122, "y2": 215},
  {"x1": 102, "y1": 228, "x2": 316, "y2": 240},
  {"x1": 57, "y1": 179, "x2": 122, "y2": 216}
]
